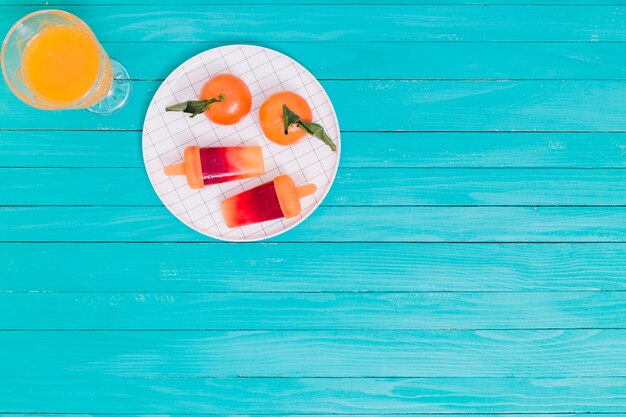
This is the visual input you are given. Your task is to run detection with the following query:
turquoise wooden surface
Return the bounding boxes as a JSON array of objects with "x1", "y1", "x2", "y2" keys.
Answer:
[
  {"x1": 7, "y1": 80, "x2": 626, "y2": 130},
  {"x1": 2, "y1": 1, "x2": 626, "y2": 415}
]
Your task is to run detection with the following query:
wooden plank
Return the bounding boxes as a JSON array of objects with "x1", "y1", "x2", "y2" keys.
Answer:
[
  {"x1": 101, "y1": 42, "x2": 626, "y2": 80},
  {"x1": 3, "y1": 206, "x2": 626, "y2": 242},
  {"x1": 3, "y1": 131, "x2": 626, "y2": 169},
  {"x1": 2, "y1": 292, "x2": 625, "y2": 330},
  {"x1": 3, "y1": 242, "x2": 625, "y2": 292},
  {"x1": 6, "y1": 0, "x2": 626, "y2": 4},
  {"x1": 2, "y1": 330, "x2": 626, "y2": 378},
  {"x1": 5, "y1": 80, "x2": 626, "y2": 131},
  {"x1": 2, "y1": 5, "x2": 625, "y2": 42},
  {"x1": 0, "y1": 131, "x2": 144, "y2": 168},
  {"x1": 8, "y1": 0, "x2": 626, "y2": 4},
  {"x1": 3, "y1": 167, "x2": 626, "y2": 206},
  {"x1": 8, "y1": 412, "x2": 626, "y2": 417},
  {"x1": 1, "y1": 376, "x2": 626, "y2": 413}
]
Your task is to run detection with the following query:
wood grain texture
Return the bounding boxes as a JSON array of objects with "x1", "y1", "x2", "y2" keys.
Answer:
[
  {"x1": 8, "y1": 415, "x2": 626, "y2": 417},
  {"x1": 2, "y1": 330, "x2": 626, "y2": 378},
  {"x1": 92, "y1": 42, "x2": 626, "y2": 80},
  {"x1": 3, "y1": 167, "x2": 626, "y2": 206},
  {"x1": 3, "y1": 243, "x2": 626, "y2": 292},
  {"x1": 8, "y1": 0, "x2": 626, "y2": 4},
  {"x1": 2, "y1": 2, "x2": 626, "y2": 414},
  {"x1": 6, "y1": 80, "x2": 626, "y2": 131},
  {"x1": 2, "y1": 377, "x2": 626, "y2": 413},
  {"x1": 3, "y1": 206, "x2": 626, "y2": 242},
  {"x1": 2, "y1": 5, "x2": 626, "y2": 42},
  {"x1": 2, "y1": 292, "x2": 625, "y2": 330},
  {"x1": 4, "y1": 131, "x2": 626, "y2": 168}
]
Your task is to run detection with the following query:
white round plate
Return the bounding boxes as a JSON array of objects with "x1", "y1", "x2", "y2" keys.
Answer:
[{"x1": 142, "y1": 45, "x2": 341, "y2": 242}]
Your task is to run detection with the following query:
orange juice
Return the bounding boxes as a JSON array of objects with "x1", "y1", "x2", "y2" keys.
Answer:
[{"x1": 20, "y1": 23, "x2": 112, "y2": 107}]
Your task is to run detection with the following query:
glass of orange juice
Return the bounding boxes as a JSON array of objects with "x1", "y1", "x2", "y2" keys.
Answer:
[{"x1": 1, "y1": 10, "x2": 130, "y2": 114}]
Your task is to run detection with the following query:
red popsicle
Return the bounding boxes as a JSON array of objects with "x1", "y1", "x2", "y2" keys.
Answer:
[
  {"x1": 164, "y1": 145, "x2": 264, "y2": 189},
  {"x1": 221, "y1": 174, "x2": 317, "y2": 228}
]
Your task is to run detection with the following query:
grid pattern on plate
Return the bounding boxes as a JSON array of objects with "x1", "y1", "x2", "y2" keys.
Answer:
[{"x1": 142, "y1": 45, "x2": 341, "y2": 242}]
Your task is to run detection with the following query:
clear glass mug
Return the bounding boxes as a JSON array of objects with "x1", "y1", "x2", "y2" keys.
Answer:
[{"x1": 1, "y1": 9, "x2": 130, "y2": 114}]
